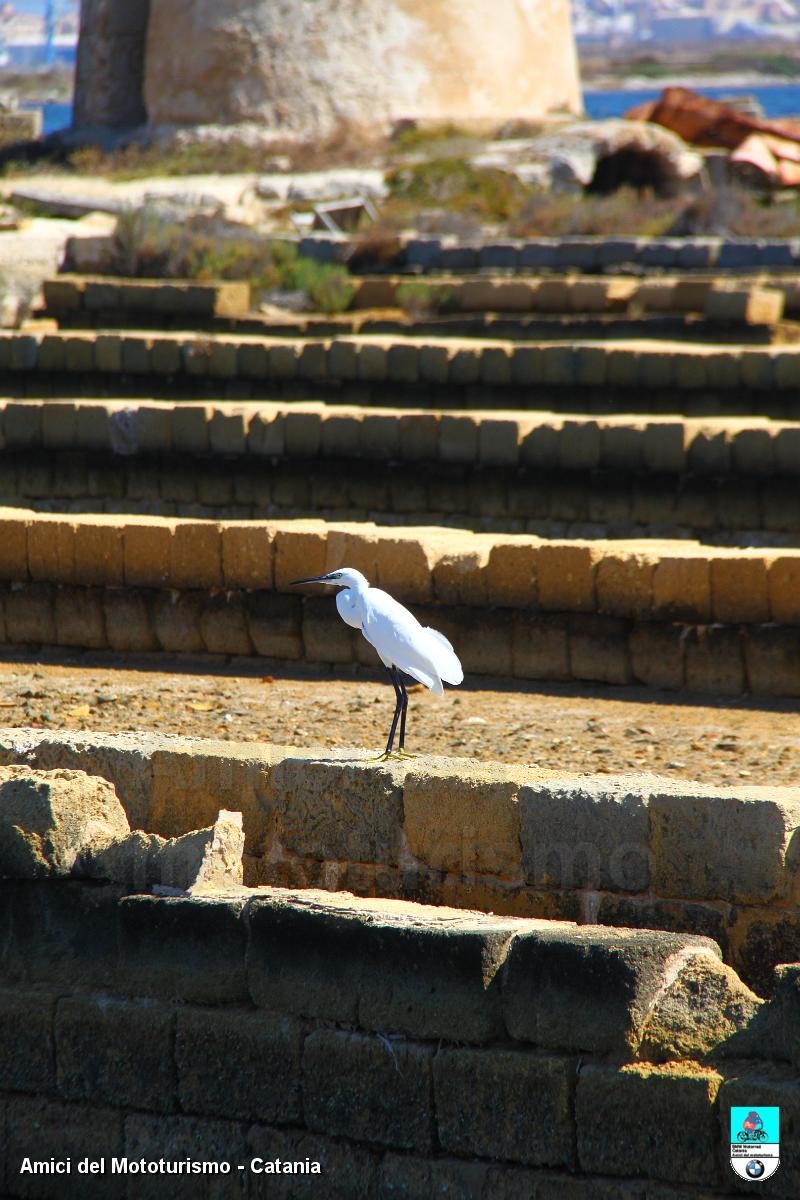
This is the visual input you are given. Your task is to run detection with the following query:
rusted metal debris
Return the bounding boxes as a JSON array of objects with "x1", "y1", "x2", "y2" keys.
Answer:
[{"x1": 626, "y1": 86, "x2": 800, "y2": 188}]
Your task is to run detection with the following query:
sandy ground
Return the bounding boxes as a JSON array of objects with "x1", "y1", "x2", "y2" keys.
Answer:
[{"x1": 0, "y1": 650, "x2": 798, "y2": 787}]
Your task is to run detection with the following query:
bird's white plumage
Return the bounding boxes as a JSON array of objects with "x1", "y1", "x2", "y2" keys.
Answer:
[{"x1": 331, "y1": 568, "x2": 463, "y2": 695}]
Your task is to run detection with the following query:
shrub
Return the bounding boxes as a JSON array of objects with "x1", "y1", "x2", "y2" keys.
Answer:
[
  {"x1": 395, "y1": 281, "x2": 457, "y2": 316},
  {"x1": 385, "y1": 157, "x2": 530, "y2": 222}
]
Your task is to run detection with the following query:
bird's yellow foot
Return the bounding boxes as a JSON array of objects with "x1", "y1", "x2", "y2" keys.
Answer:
[
  {"x1": 369, "y1": 750, "x2": 398, "y2": 762},
  {"x1": 394, "y1": 749, "x2": 417, "y2": 759}
]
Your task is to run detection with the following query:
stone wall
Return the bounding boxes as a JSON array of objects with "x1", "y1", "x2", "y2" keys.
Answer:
[
  {"x1": 1, "y1": 731, "x2": 799, "y2": 999},
  {"x1": 0, "y1": 876, "x2": 797, "y2": 1199}
]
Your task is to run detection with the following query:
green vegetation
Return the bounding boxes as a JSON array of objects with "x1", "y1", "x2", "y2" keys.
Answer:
[
  {"x1": 395, "y1": 281, "x2": 457, "y2": 316},
  {"x1": 385, "y1": 158, "x2": 530, "y2": 222},
  {"x1": 109, "y1": 211, "x2": 355, "y2": 313}
]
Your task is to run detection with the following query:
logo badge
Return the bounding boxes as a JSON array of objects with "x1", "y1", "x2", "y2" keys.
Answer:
[{"x1": 730, "y1": 1107, "x2": 780, "y2": 1182}]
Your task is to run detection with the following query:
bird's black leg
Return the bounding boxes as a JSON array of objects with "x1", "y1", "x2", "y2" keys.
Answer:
[
  {"x1": 398, "y1": 674, "x2": 409, "y2": 750},
  {"x1": 382, "y1": 666, "x2": 404, "y2": 757}
]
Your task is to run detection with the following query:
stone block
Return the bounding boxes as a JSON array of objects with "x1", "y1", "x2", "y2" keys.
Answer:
[
  {"x1": 247, "y1": 591, "x2": 303, "y2": 659},
  {"x1": 27, "y1": 517, "x2": 75, "y2": 584},
  {"x1": 56, "y1": 994, "x2": 174, "y2": 1112},
  {"x1": 199, "y1": 592, "x2": 253, "y2": 655},
  {"x1": 153, "y1": 591, "x2": 205, "y2": 654},
  {"x1": 434, "y1": 1047, "x2": 574, "y2": 1167},
  {"x1": 104, "y1": 589, "x2": 158, "y2": 653},
  {"x1": 9, "y1": 334, "x2": 39, "y2": 371},
  {"x1": 629, "y1": 623, "x2": 685, "y2": 690},
  {"x1": 650, "y1": 781, "x2": 800, "y2": 904},
  {"x1": 175, "y1": 1007, "x2": 301, "y2": 1123},
  {"x1": 221, "y1": 522, "x2": 273, "y2": 590},
  {"x1": 595, "y1": 552, "x2": 655, "y2": 619},
  {"x1": 63, "y1": 335, "x2": 94, "y2": 373},
  {"x1": 705, "y1": 349, "x2": 742, "y2": 390},
  {"x1": 4, "y1": 401, "x2": 42, "y2": 448},
  {"x1": 448, "y1": 347, "x2": 480, "y2": 385},
  {"x1": 674, "y1": 353, "x2": 707, "y2": 390},
  {"x1": 93, "y1": 332, "x2": 122, "y2": 373},
  {"x1": 687, "y1": 424, "x2": 730, "y2": 473},
  {"x1": 541, "y1": 345, "x2": 576, "y2": 385},
  {"x1": 41, "y1": 400, "x2": 77, "y2": 449},
  {"x1": 439, "y1": 414, "x2": 478, "y2": 464},
  {"x1": 576, "y1": 1063, "x2": 721, "y2": 1186},
  {"x1": 273, "y1": 523, "x2": 327, "y2": 590},
  {"x1": 774, "y1": 425, "x2": 800, "y2": 474},
  {"x1": 735, "y1": 911, "x2": 800, "y2": 1001},
  {"x1": 123, "y1": 1113, "x2": 247, "y2": 1200},
  {"x1": 643, "y1": 422, "x2": 686, "y2": 473},
  {"x1": 208, "y1": 406, "x2": 247, "y2": 455},
  {"x1": 512, "y1": 613, "x2": 570, "y2": 681},
  {"x1": 418, "y1": 343, "x2": 450, "y2": 383},
  {"x1": 518, "y1": 778, "x2": 650, "y2": 894},
  {"x1": 356, "y1": 340, "x2": 388, "y2": 383},
  {"x1": 267, "y1": 341, "x2": 298, "y2": 380},
  {"x1": 271, "y1": 756, "x2": 405, "y2": 865},
  {"x1": 373, "y1": 533, "x2": 435, "y2": 604},
  {"x1": 73, "y1": 517, "x2": 125, "y2": 587},
  {"x1": 6, "y1": 1096, "x2": 125, "y2": 1200},
  {"x1": 511, "y1": 345, "x2": 545, "y2": 385},
  {"x1": 536, "y1": 543, "x2": 597, "y2": 613},
  {"x1": 432, "y1": 543, "x2": 490, "y2": 605},
  {"x1": 768, "y1": 555, "x2": 800, "y2": 623},
  {"x1": 652, "y1": 555, "x2": 711, "y2": 622},
  {"x1": 247, "y1": 892, "x2": 515, "y2": 1042},
  {"x1": 479, "y1": 347, "x2": 512, "y2": 385},
  {"x1": 237, "y1": 340, "x2": 269, "y2": 380},
  {"x1": 123, "y1": 518, "x2": 173, "y2": 588},
  {"x1": 639, "y1": 351, "x2": 674, "y2": 389},
  {"x1": 303, "y1": 1028, "x2": 434, "y2": 1151},
  {"x1": 55, "y1": 585, "x2": 107, "y2": 649},
  {"x1": 558, "y1": 420, "x2": 601, "y2": 471},
  {"x1": 503, "y1": 924, "x2": 719, "y2": 1055},
  {"x1": 569, "y1": 614, "x2": 633, "y2": 685},
  {"x1": 361, "y1": 412, "x2": 400, "y2": 460},
  {"x1": 684, "y1": 626, "x2": 745, "y2": 696},
  {"x1": 170, "y1": 520, "x2": 223, "y2": 588},
  {"x1": 75, "y1": 403, "x2": 111, "y2": 451},
  {"x1": 117, "y1": 895, "x2": 248, "y2": 1003},
  {"x1": 0, "y1": 514, "x2": 28, "y2": 581},
  {"x1": 740, "y1": 349, "x2": 774, "y2": 390},
  {"x1": 606, "y1": 348, "x2": 639, "y2": 387},
  {"x1": 285, "y1": 409, "x2": 322, "y2": 458},
  {"x1": 4, "y1": 581, "x2": 55, "y2": 644},
  {"x1": 704, "y1": 286, "x2": 784, "y2": 325},
  {"x1": 387, "y1": 342, "x2": 419, "y2": 383},
  {"x1": 486, "y1": 540, "x2": 537, "y2": 607},
  {"x1": 573, "y1": 346, "x2": 607, "y2": 387},
  {"x1": 710, "y1": 554, "x2": 770, "y2": 624},
  {"x1": 301, "y1": 594, "x2": 356, "y2": 664},
  {"x1": 297, "y1": 339, "x2": 328, "y2": 383},
  {"x1": 404, "y1": 763, "x2": 524, "y2": 880},
  {"x1": 743, "y1": 625, "x2": 800, "y2": 697},
  {"x1": 377, "y1": 1154, "x2": 489, "y2": 1200},
  {"x1": 0, "y1": 987, "x2": 54, "y2": 1092}
]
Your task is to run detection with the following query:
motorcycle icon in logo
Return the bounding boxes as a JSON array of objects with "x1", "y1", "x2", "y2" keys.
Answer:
[{"x1": 730, "y1": 1106, "x2": 780, "y2": 1182}]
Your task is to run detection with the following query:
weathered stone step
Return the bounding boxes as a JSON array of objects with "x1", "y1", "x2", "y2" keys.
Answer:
[
  {"x1": 1, "y1": 727, "x2": 798, "y2": 1004},
  {"x1": 0, "y1": 330, "x2": 799, "y2": 413},
  {"x1": 1, "y1": 509, "x2": 799, "y2": 698}
]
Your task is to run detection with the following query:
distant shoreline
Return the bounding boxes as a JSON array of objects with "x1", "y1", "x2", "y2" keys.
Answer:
[{"x1": 583, "y1": 72, "x2": 800, "y2": 92}]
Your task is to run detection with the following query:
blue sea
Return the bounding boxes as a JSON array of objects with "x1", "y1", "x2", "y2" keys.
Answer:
[
  {"x1": 584, "y1": 83, "x2": 800, "y2": 121},
  {"x1": 22, "y1": 100, "x2": 72, "y2": 135}
]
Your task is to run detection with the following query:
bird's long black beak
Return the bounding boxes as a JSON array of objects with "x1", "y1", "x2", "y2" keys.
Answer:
[{"x1": 290, "y1": 575, "x2": 331, "y2": 585}]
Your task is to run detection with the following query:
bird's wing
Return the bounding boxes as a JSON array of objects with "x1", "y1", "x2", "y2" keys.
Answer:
[
  {"x1": 422, "y1": 626, "x2": 464, "y2": 686},
  {"x1": 361, "y1": 589, "x2": 461, "y2": 695}
]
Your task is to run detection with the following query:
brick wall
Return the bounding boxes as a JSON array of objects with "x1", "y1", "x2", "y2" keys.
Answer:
[{"x1": 0, "y1": 880, "x2": 797, "y2": 1199}]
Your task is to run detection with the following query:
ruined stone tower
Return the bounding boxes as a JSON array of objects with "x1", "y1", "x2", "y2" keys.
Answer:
[{"x1": 73, "y1": 0, "x2": 581, "y2": 138}]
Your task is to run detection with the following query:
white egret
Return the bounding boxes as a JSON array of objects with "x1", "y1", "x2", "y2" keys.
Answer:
[{"x1": 291, "y1": 568, "x2": 463, "y2": 758}]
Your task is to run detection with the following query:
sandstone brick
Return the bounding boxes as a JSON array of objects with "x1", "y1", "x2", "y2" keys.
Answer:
[
  {"x1": 93, "y1": 332, "x2": 122, "y2": 373},
  {"x1": 434, "y1": 1047, "x2": 574, "y2": 1167},
  {"x1": 418, "y1": 343, "x2": 451, "y2": 384},
  {"x1": 774, "y1": 425, "x2": 800, "y2": 473},
  {"x1": 41, "y1": 401, "x2": 77, "y2": 449},
  {"x1": 199, "y1": 592, "x2": 253, "y2": 655},
  {"x1": 75, "y1": 402, "x2": 111, "y2": 451},
  {"x1": 325, "y1": 339, "x2": 357, "y2": 381},
  {"x1": 536, "y1": 543, "x2": 598, "y2": 613},
  {"x1": 638, "y1": 350, "x2": 674, "y2": 389},
  {"x1": 247, "y1": 591, "x2": 303, "y2": 659},
  {"x1": 273, "y1": 522, "x2": 327, "y2": 590},
  {"x1": 710, "y1": 554, "x2": 770, "y2": 624},
  {"x1": 56, "y1": 994, "x2": 174, "y2": 1112},
  {"x1": 361, "y1": 412, "x2": 400, "y2": 460},
  {"x1": 27, "y1": 517, "x2": 76, "y2": 584},
  {"x1": 595, "y1": 552, "x2": 655, "y2": 619},
  {"x1": 170, "y1": 521, "x2": 223, "y2": 588},
  {"x1": 457, "y1": 606, "x2": 514, "y2": 676},
  {"x1": 104, "y1": 590, "x2": 158, "y2": 653},
  {"x1": 9, "y1": 333, "x2": 39, "y2": 371},
  {"x1": 0, "y1": 988, "x2": 54, "y2": 1092},
  {"x1": 248, "y1": 407, "x2": 285, "y2": 457},
  {"x1": 285, "y1": 409, "x2": 322, "y2": 457},
  {"x1": 150, "y1": 336, "x2": 182, "y2": 375},
  {"x1": 387, "y1": 342, "x2": 419, "y2": 383},
  {"x1": 221, "y1": 522, "x2": 273, "y2": 590},
  {"x1": 170, "y1": 403, "x2": 209, "y2": 455},
  {"x1": 73, "y1": 517, "x2": 125, "y2": 586},
  {"x1": 577, "y1": 1063, "x2": 721, "y2": 1186},
  {"x1": 373, "y1": 533, "x2": 435, "y2": 604},
  {"x1": 4, "y1": 401, "x2": 42, "y2": 448},
  {"x1": 643, "y1": 422, "x2": 686, "y2": 472},
  {"x1": 767, "y1": 555, "x2": 800, "y2": 623},
  {"x1": 248, "y1": 1125, "x2": 377, "y2": 1200},
  {"x1": 559, "y1": 420, "x2": 601, "y2": 470},
  {"x1": 267, "y1": 341, "x2": 299, "y2": 380},
  {"x1": 440, "y1": 414, "x2": 478, "y2": 463},
  {"x1": 486, "y1": 540, "x2": 538, "y2": 607},
  {"x1": 687, "y1": 423, "x2": 730, "y2": 473},
  {"x1": 207, "y1": 338, "x2": 240, "y2": 379},
  {"x1": 432, "y1": 544, "x2": 489, "y2": 605},
  {"x1": 378, "y1": 1154, "x2": 489, "y2": 1200},
  {"x1": 650, "y1": 781, "x2": 800, "y2": 904},
  {"x1": 208, "y1": 406, "x2": 248, "y2": 455},
  {"x1": 477, "y1": 417, "x2": 520, "y2": 466},
  {"x1": 512, "y1": 613, "x2": 570, "y2": 680},
  {"x1": 54, "y1": 585, "x2": 106, "y2": 648},
  {"x1": 404, "y1": 764, "x2": 523, "y2": 880},
  {"x1": 238, "y1": 340, "x2": 269, "y2": 378},
  {"x1": 124, "y1": 519, "x2": 173, "y2": 588},
  {"x1": 357, "y1": 341, "x2": 388, "y2": 382},
  {"x1": 297, "y1": 339, "x2": 328, "y2": 382},
  {"x1": 176, "y1": 1007, "x2": 301, "y2": 1123},
  {"x1": 479, "y1": 344, "x2": 513, "y2": 386},
  {"x1": 743, "y1": 626, "x2": 800, "y2": 697},
  {"x1": 301, "y1": 594, "x2": 356, "y2": 663},
  {"x1": 652, "y1": 554, "x2": 711, "y2": 622},
  {"x1": 569, "y1": 614, "x2": 633, "y2": 685},
  {"x1": 124, "y1": 1113, "x2": 246, "y2": 1200},
  {"x1": 541, "y1": 345, "x2": 575, "y2": 386},
  {"x1": 0, "y1": 513, "x2": 29, "y2": 580},
  {"x1": 4, "y1": 581, "x2": 55, "y2": 644},
  {"x1": 6, "y1": 1096, "x2": 124, "y2": 1200},
  {"x1": 629, "y1": 624, "x2": 686, "y2": 690},
  {"x1": 510, "y1": 344, "x2": 545, "y2": 385},
  {"x1": 685, "y1": 626, "x2": 745, "y2": 695},
  {"x1": 152, "y1": 590, "x2": 205, "y2": 653},
  {"x1": 304, "y1": 1028, "x2": 434, "y2": 1151},
  {"x1": 740, "y1": 349, "x2": 774, "y2": 390}
]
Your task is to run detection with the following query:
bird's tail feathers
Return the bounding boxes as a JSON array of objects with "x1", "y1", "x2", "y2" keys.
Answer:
[
  {"x1": 422, "y1": 627, "x2": 463, "y2": 687},
  {"x1": 406, "y1": 663, "x2": 444, "y2": 696}
]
